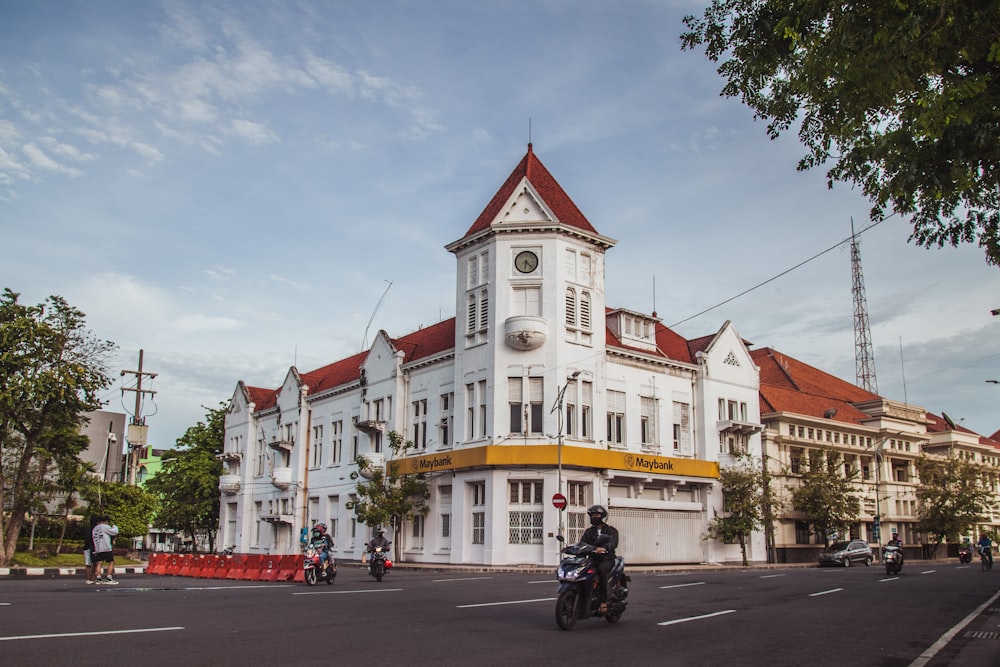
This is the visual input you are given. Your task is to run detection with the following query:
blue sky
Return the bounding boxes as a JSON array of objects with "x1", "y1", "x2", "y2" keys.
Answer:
[{"x1": 2, "y1": 0, "x2": 998, "y2": 449}]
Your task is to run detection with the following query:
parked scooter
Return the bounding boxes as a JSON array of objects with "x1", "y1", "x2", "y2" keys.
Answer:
[
  {"x1": 554, "y1": 534, "x2": 630, "y2": 631},
  {"x1": 368, "y1": 546, "x2": 392, "y2": 582},
  {"x1": 958, "y1": 544, "x2": 973, "y2": 564},
  {"x1": 303, "y1": 546, "x2": 336, "y2": 585},
  {"x1": 884, "y1": 544, "x2": 903, "y2": 575}
]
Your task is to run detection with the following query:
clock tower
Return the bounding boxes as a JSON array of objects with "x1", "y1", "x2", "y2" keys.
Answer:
[{"x1": 445, "y1": 144, "x2": 616, "y2": 448}]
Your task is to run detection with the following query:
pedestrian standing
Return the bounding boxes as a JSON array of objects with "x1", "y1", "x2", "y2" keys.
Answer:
[
  {"x1": 83, "y1": 515, "x2": 99, "y2": 584},
  {"x1": 91, "y1": 516, "x2": 120, "y2": 585}
]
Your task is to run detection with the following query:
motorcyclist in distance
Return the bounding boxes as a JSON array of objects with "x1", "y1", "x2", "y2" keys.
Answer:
[
  {"x1": 977, "y1": 532, "x2": 994, "y2": 567},
  {"x1": 367, "y1": 528, "x2": 391, "y2": 574},
  {"x1": 886, "y1": 531, "x2": 904, "y2": 567},
  {"x1": 309, "y1": 523, "x2": 335, "y2": 575},
  {"x1": 579, "y1": 505, "x2": 619, "y2": 614}
]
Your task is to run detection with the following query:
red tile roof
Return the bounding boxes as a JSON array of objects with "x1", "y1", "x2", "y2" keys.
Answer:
[
  {"x1": 752, "y1": 347, "x2": 880, "y2": 424},
  {"x1": 459, "y1": 144, "x2": 599, "y2": 241},
  {"x1": 250, "y1": 319, "x2": 457, "y2": 405}
]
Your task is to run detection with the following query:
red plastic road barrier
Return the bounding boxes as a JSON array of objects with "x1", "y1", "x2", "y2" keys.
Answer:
[
  {"x1": 195, "y1": 555, "x2": 218, "y2": 577},
  {"x1": 238, "y1": 554, "x2": 263, "y2": 580},
  {"x1": 258, "y1": 555, "x2": 282, "y2": 581},
  {"x1": 275, "y1": 554, "x2": 301, "y2": 582},
  {"x1": 225, "y1": 554, "x2": 251, "y2": 580},
  {"x1": 210, "y1": 555, "x2": 232, "y2": 579},
  {"x1": 164, "y1": 554, "x2": 183, "y2": 576},
  {"x1": 146, "y1": 553, "x2": 165, "y2": 575},
  {"x1": 177, "y1": 554, "x2": 199, "y2": 577}
]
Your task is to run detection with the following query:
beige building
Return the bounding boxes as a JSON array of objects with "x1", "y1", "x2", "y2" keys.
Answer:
[{"x1": 753, "y1": 347, "x2": 1000, "y2": 562}]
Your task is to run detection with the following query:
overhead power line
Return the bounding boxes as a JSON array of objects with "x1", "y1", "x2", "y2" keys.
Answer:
[{"x1": 669, "y1": 215, "x2": 891, "y2": 328}]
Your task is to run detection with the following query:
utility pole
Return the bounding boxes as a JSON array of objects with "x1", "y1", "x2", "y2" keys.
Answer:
[{"x1": 121, "y1": 349, "x2": 157, "y2": 486}]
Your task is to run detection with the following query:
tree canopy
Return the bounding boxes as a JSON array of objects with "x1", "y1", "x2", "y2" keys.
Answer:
[
  {"x1": 145, "y1": 403, "x2": 226, "y2": 552},
  {"x1": 83, "y1": 481, "x2": 159, "y2": 542},
  {"x1": 349, "y1": 431, "x2": 430, "y2": 561},
  {"x1": 708, "y1": 452, "x2": 768, "y2": 565},
  {"x1": 789, "y1": 449, "x2": 862, "y2": 546},
  {"x1": 682, "y1": 1, "x2": 1000, "y2": 265},
  {"x1": 0, "y1": 288, "x2": 115, "y2": 564},
  {"x1": 915, "y1": 454, "x2": 990, "y2": 555}
]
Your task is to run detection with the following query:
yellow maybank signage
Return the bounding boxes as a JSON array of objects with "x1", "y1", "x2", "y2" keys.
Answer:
[{"x1": 391, "y1": 445, "x2": 719, "y2": 479}]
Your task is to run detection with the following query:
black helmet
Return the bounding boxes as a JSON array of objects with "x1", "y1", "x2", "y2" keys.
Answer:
[
  {"x1": 376, "y1": 528, "x2": 385, "y2": 537},
  {"x1": 587, "y1": 505, "x2": 608, "y2": 526}
]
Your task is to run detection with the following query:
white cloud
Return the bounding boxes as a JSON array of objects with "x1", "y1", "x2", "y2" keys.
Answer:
[
  {"x1": 224, "y1": 118, "x2": 278, "y2": 144},
  {"x1": 22, "y1": 143, "x2": 83, "y2": 177}
]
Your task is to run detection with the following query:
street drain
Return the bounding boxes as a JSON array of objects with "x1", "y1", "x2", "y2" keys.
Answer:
[{"x1": 962, "y1": 630, "x2": 1000, "y2": 640}]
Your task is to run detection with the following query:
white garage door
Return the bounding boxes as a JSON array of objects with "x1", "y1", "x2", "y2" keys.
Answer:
[{"x1": 609, "y1": 508, "x2": 705, "y2": 564}]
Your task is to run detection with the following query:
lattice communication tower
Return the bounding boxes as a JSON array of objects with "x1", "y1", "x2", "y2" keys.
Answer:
[{"x1": 851, "y1": 221, "x2": 878, "y2": 393}]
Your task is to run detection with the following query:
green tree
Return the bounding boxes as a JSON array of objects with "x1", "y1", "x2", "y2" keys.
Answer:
[
  {"x1": 51, "y1": 437, "x2": 95, "y2": 554},
  {"x1": 84, "y1": 481, "x2": 159, "y2": 543},
  {"x1": 707, "y1": 452, "x2": 768, "y2": 565},
  {"x1": 789, "y1": 449, "x2": 862, "y2": 546},
  {"x1": 915, "y1": 454, "x2": 990, "y2": 556},
  {"x1": 682, "y1": 1, "x2": 1000, "y2": 265},
  {"x1": 0, "y1": 289, "x2": 115, "y2": 564},
  {"x1": 348, "y1": 431, "x2": 430, "y2": 562},
  {"x1": 145, "y1": 404, "x2": 226, "y2": 552}
]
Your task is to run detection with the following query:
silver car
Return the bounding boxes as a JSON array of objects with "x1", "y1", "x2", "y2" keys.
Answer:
[{"x1": 817, "y1": 539, "x2": 873, "y2": 567}]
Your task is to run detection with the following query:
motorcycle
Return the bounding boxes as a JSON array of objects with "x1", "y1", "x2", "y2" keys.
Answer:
[
  {"x1": 980, "y1": 548, "x2": 993, "y2": 572},
  {"x1": 368, "y1": 546, "x2": 392, "y2": 582},
  {"x1": 884, "y1": 544, "x2": 903, "y2": 575},
  {"x1": 958, "y1": 545, "x2": 973, "y2": 564},
  {"x1": 303, "y1": 546, "x2": 336, "y2": 586},
  {"x1": 554, "y1": 535, "x2": 629, "y2": 631}
]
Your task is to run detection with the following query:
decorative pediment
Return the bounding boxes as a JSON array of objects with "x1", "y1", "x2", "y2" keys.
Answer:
[{"x1": 499, "y1": 184, "x2": 555, "y2": 224}]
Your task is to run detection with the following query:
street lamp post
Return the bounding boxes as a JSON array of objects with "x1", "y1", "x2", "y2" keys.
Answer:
[
  {"x1": 553, "y1": 371, "x2": 581, "y2": 543},
  {"x1": 870, "y1": 431, "x2": 904, "y2": 561}
]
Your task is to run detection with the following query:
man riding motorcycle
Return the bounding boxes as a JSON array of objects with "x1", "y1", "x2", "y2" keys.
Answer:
[
  {"x1": 579, "y1": 505, "x2": 619, "y2": 614},
  {"x1": 367, "y1": 528, "x2": 391, "y2": 574},
  {"x1": 308, "y1": 523, "x2": 335, "y2": 575}
]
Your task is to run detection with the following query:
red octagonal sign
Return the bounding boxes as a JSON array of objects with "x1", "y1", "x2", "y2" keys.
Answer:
[{"x1": 552, "y1": 493, "x2": 567, "y2": 510}]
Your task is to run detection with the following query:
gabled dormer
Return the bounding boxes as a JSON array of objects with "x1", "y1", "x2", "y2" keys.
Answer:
[{"x1": 607, "y1": 308, "x2": 660, "y2": 354}]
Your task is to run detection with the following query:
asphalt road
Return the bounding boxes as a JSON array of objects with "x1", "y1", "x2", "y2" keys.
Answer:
[{"x1": 2, "y1": 562, "x2": 999, "y2": 666}]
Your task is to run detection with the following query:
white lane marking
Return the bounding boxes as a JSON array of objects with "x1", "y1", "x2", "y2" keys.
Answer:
[
  {"x1": 655, "y1": 572, "x2": 694, "y2": 577},
  {"x1": 0, "y1": 603, "x2": 10, "y2": 606},
  {"x1": 528, "y1": 580, "x2": 556, "y2": 584},
  {"x1": 457, "y1": 597, "x2": 556, "y2": 608},
  {"x1": 432, "y1": 576, "x2": 493, "y2": 582},
  {"x1": 658, "y1": 610, "x2": 737, "y2": 626},
  {"x1": 0, "y1": 627, "x2": 184, "y2": 642},
  {"x1": 921, "y1": 570, "x2": 936, "y2": 575},
  {"x1": 294, "y1": 588, "x2": 403, "y2": 595},
  {"x1": 759, "y1": 574, "x2": 786, "y2": 579},
  {"x1": 879, "y1": 577, "x2": 900, "y2": 582},
  {"x1": 660, "y1": 581, "x2": 706, "y2": 590},
  {"x1": 910, "y1": 588, "x2": 1000, "y2": 667},
  {"x1": 809, "y1": 588, "x2": 843, "y2": 597}
]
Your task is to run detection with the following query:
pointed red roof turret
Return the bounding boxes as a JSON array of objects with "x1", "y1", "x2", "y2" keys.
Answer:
[{"x1": 453, "y1": 144, "x2": 602, "y2": 245}]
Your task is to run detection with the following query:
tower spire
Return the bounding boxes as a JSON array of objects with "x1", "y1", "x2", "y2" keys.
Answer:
[{"x1": 851, "y1": 219, "x2": 878, "y2": 393}]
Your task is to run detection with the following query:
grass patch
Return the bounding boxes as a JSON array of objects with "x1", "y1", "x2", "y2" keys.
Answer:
[{"x1": 9, "y1": 552, "x2": 142, "y2": 568}]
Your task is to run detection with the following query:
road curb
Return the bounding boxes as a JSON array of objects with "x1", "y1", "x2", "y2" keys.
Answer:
[{"x1": 0, "y1": 566, "x2": 145, "y2": 578}]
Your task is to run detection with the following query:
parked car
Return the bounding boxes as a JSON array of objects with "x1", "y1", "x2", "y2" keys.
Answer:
[{"x1": 817, "y1": 540, "x2": 873, "y2": 567}]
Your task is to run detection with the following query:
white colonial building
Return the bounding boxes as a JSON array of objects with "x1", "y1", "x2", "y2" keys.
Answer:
[{"x1": 218, "y1": 145, "x2": 766, "y2": 566}]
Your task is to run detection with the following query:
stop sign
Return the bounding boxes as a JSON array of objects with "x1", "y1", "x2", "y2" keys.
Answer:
[{"x1": 552, "y1": 493, "x2": 567, "y2": 510}]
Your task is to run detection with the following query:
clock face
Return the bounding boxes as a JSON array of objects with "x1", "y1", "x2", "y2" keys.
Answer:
[{"x1": 514, "y1": 250, "x2": 539, "y2": 274}]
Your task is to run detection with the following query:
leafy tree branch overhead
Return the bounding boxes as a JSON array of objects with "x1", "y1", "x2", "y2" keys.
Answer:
[{"x1": 682, "y1": 1, "x2": 1000, "y2": 265}]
